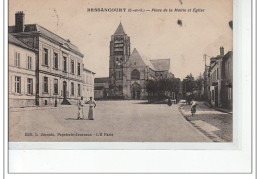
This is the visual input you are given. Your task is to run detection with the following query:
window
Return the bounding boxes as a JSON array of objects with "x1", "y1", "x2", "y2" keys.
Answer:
[
  {"x1": 43, "y1": 48, "x2": 48, "y2": 66},
  {"x1": 77, "y1": 63, "x2": 81, "y2": 76},
  {"x1": 78, "y1": 84, "x2": 81, "y2": 96},
  {"x1": 71, "y1": 82, "x2": 74, "y2": 96},
  {"x1": 54, "y1": 52, "x2": 58, "y2": 69},
  {"x1": 71, "y1": 60, "x2": 75, "y2": 74},
  {"x1": 15, "y1": 76, "x2": 21, "y2": 93},
  {"x1": 27, "y1": 56, "x2": 32, "y2": 69},
  {"x1": 27, "y1": 78, "x2": 33, "y2": 94},
  {"x1": 63, "y1": 56, "x2": 67, "y2": 72},
  {"x1": 15, "y1": 52, "x2": 20, "y2": 67},
  {"x1": 131, "y1": 69, "x2": 140, "y2": 80},
  {"x1": 54, "y1": 79, "x2": 58, "y2": 94},
  {"x1": 43, "y1": 77, "x2": 48, "y2": 93}
]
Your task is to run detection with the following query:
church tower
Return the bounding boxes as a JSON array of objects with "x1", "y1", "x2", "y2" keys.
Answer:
[{"x1": 109, "y1": 22, "x2": 131, "y2": 98}]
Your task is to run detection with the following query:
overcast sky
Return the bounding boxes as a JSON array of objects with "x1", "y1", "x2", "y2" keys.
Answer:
[{"x1": 9, "y1": 0, "x2": 232, "y2": 80}]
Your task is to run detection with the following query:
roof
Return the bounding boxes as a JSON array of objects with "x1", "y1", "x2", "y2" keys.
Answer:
[
  {"x1": 94, "y1": 77, "x2": 110, "y2": 83},
  {"x1": 83, "y1": 68, "x2": 96, "y2": 74},
  {"x1": 114, "y1": 22, "x2": 126, "y2": 35},
  {"x1": 8, "y1": 33, "x2": 36, "y2": 51},
  {"x1": 9, "y1": 24, "x2": 84, "y2": 57},
  {"x1": 222, "y1": 51, "x2": 233, "y2": 62},
  {"x1": 129, "y1": 48, "x2": 155, "y2": 70},
  {"x1": 150, "y1": 59, "x2": 170, "y2": 71}
]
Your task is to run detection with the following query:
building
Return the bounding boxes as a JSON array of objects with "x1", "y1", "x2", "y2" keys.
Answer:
[
  {"x1": 203, "y1": 65, "x2": 210, "y2": 101},
  {"x1": 82, "y1": 68, "x2": 95, "y2": 100},
  {"x1": 208, "y1": 47, "x2": 233, "y2": 108},
  {"x1": 9, "y1": 11, "x2": 94, "y2": 106},
  {"x1": 9, "y1": 34, "x2": 37, "y2": 107},
  {"x1": 95, "y1": 22, "x2": 172, "y2": 100},
  {"x1": 221, "y1": 51, "x2": 233, "y2": 109},
  {"x1": 94, "y1": 77, "x2": 110, "y2": 99},
  {"x1": 209, "y1": 50, "x2": 223, "y2": 107}
]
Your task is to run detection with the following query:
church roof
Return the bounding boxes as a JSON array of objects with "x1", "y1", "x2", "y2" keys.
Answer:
[
  {"x1": 150, "y1": 59, "x2": 170, "y2": 71},
  {"x1": 129, "y1": 48, "x2": 171, "y2": 72},
  {"x1": 129, "y1": 48, "x2": 155, "y2": 70},
  {"x1": 114, "y1": 22, "x2": 126, "y2": 35}
]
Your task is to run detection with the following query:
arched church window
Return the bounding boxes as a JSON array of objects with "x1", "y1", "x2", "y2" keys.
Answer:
[{"x1": 131, "y1": 69, "x2": 140, "y2": 80}]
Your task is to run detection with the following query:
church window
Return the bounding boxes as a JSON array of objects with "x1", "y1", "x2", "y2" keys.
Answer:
[{"x1": 131, "y1": 69, "x2": 140, "y2": 80}]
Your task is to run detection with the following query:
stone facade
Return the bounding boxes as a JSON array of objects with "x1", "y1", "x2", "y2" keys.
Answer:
[{"x1": 95, "y1": 23, "x2": 171, "y2": 100}]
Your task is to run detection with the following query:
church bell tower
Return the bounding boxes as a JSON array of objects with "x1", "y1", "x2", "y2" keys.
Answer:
[{"x1": 109, "y1": 22, "x2": 131, "y2": 98}]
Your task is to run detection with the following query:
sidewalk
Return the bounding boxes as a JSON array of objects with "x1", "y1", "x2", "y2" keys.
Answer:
[
  {"x1": 179, "y1": 101, "x2": 233, "y2": 142},
  {"x1": 203, "y1": 102, "x2": 232, "y2": 114},
  {"x1": 9, "y1": 104, "x2": 74, "y2": 112}
]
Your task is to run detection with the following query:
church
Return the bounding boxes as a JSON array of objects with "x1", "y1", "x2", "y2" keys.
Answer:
[{"x1": 94, "y1": 22, "x2": 173, "y2": 100}]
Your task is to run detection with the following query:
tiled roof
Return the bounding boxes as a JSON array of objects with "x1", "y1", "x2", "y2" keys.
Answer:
[
  {"x1": 94, "y1": 77, "x2": 110, "y2": 83},
  {"x1": 8, "y1": 33, "x2": 36, "y2": 51},
  {"x1": 150, "y1": 59, "x2": 170, "y2": 71},
  {"x1": 114, "y1": 22, "x2": 126, "y2": 35},
  {"x1": 9, "y1": 24, "x2": 84, "y2": 57}
]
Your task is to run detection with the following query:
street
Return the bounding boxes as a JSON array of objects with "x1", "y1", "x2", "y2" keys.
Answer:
[{"x1": 9, "y1": 100, "x2": 211, "y2": 142}]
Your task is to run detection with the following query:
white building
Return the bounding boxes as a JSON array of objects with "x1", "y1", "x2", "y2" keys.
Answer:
[
  {"x1": 9, "y1": 11, "x2": 94, "y2": 106},
  {"x1": 9, "y1": 34, "x2": 37, "y2": 107},
  {"x1": 82, "y1": 68, "x2": 95, "y2": 101}
]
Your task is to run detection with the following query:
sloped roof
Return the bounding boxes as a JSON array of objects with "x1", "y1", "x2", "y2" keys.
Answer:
[
  {"x1": 94, "y1": 77, "x2": 109, "y2": 83},
  {"x1": 129, "y1": 48, "x2": 155, "y2": 70},
  {"x1": 150, "y1": 59, "x2": 170, "y2": 71},
  {"x1": 114, "y1": 22, "x2": 126, "y2": 35},
  {"x1": 9, "y1": 24, "x2": 84, "y2": 57},
  {"x1": 8, "y1": 33, "x2": 36, "y2": 51}
]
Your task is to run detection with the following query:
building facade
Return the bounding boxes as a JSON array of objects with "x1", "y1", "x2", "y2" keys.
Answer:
[
  {"x1": 82, "y1": 68, "x2": 95, "y2": 101},
  {"x1": 95, "y1": 23, "x2": 171, "y2": 100},
  {"x1": 221, "y1": 51, "x2": 233, "y2": 109},
  {"x1": 9, "y1": 11, "x2": 94, "y2": 106},
  {"x1": 205, "y1": 47, "x2": 232, "y2": 109},
  {"x1": 9, "y1": 34, "x2": 37, "y2": 107}
]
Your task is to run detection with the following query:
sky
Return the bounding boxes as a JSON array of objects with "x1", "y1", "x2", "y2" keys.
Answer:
[{"x1": 9, "y1": 0, "x2": 233, "y2": 80}]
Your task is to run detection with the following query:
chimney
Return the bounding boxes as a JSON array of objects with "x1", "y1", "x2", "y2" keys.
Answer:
[
  {"x1": 15, "y1": 11, "x2": 25, "y2": 32},
  {"x1": 220, "y1": 46, "x2": 224, "y2": 56}
]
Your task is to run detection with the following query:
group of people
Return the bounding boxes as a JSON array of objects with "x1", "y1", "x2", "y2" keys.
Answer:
[{"x1": 77, "y1": 96, "x2": 96, "y2": 120}]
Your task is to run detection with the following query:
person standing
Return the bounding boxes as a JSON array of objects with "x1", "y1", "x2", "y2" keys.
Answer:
[
  {"x1": 77, "y1": 96, "x2": 84, "y2": 120},
  {"x1": 191, "y1": 99, "x2": 197, "y2": 116},
  {"x1": 86, "y1": 97, "x2": 96, "y2": 120}
]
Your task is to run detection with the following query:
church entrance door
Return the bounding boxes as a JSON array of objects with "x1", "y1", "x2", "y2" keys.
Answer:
[{"x1": 131, "y1": 82, "x2": 141, "y2": 100}]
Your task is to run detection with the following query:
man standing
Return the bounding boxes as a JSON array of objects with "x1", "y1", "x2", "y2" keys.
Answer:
[
  {"x1": 77, "y1": 96, "x2": 84, "y2": 120},
  {"x1": 86, "y1": 97, "x2": 96, "y2": 120}
]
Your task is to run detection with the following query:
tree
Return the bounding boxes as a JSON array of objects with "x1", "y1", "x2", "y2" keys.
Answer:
[
  {"x1": 146, "y1": 77, "x2": 181, "y2": 103},
  {"x1": 182, "y1": 73, "x2": 196, "y2": 97}
]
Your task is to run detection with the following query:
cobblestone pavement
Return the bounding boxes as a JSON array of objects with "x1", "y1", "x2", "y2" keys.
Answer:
[
  {"x1": 9, "y1": 100, "x2": 211, "y2": 142},
  {"x1": 179, "y1": 101, "x2": 232, "y2": 142}
]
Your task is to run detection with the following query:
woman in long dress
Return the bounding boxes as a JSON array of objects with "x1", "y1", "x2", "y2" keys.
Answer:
[
  {"x1": 86, "y1": 97, "x2": 96, "y2": 120},
  {"x1": 77, "y1": 96, "x2": 84, "y2": 120}
]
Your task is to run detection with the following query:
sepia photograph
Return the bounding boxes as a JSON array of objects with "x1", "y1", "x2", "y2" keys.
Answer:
[{"x1": 8, "y1": 0, "x2": 233, "y2": 143}]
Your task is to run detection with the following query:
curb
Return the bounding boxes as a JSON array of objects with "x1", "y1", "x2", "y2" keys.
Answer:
[{"x1": 177, "y1": 104, "x2": 212, "y2": 142}]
